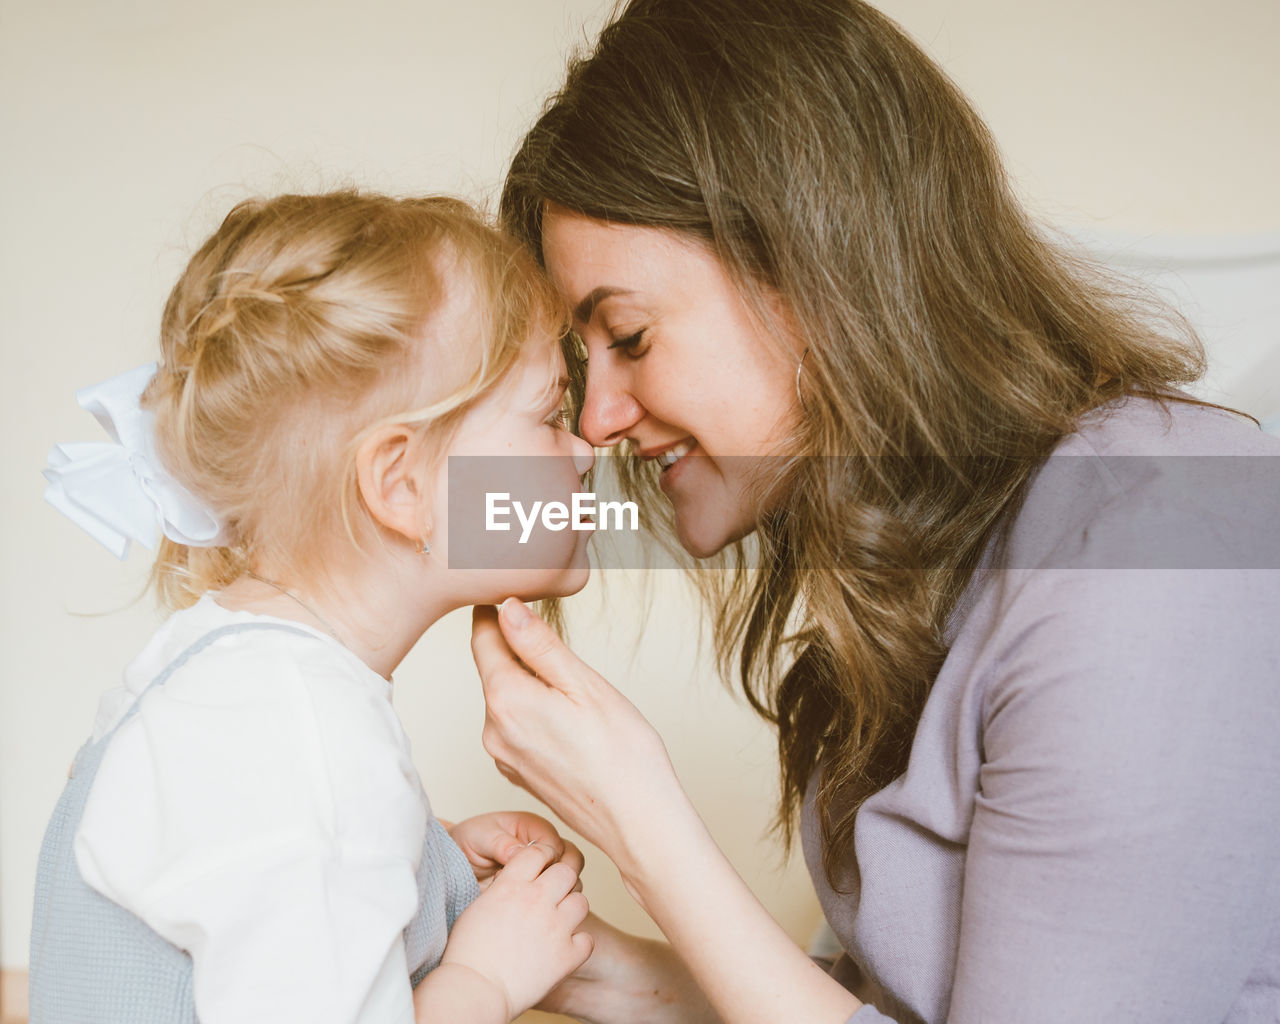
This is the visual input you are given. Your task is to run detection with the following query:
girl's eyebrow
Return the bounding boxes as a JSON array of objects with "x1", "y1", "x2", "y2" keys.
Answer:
[{"x1": 536, "y1": 374, "x2": 571, "y2": 410}]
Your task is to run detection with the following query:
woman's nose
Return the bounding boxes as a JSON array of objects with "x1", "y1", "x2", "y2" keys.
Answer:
[{"x1": 578, "y1": 365, "x2": 644, "y2": 447}]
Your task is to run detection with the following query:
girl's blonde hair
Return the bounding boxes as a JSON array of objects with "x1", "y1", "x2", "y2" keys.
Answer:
[
  {"x1": 144, "y1": 191, "x2": 565, "y2": 610},
  {"x1": 503, "y1": 0, "x2": 1221, "y2": 883}
]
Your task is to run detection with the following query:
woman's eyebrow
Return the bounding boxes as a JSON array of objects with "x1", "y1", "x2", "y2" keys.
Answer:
[{"x1": 573, "y1": 286, "x2": 635, "y2": 323}]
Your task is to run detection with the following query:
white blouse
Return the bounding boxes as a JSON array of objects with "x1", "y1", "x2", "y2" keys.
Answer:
[{"x1": 75, "y1": 594, "x2": 429, "y2": 1024}]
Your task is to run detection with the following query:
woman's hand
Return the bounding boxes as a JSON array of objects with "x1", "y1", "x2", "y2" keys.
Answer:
[
  {"x1": 473, "y1": 599, "x2": 863, "y2": 1024},
  {"x1": 447, "y1": 811, "x2": 584, "y2": 888},
  {"x1": 417, "y1": 842, "x2": 593, "y2": 1022},
  {"x1": 470, "y1": 599, "x2": 692, "y2": 880}
]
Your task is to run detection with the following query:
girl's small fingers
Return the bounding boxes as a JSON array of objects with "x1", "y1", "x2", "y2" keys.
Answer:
[
  {"x1": 496, "y1": 841, "x2": 555, "y2": 883},
  {"x1": 560, "y1": 839, "x2": 585, "y2": 876},
  {"x1": 558, "y1": 889, "x2": 589, "y2": 927},
  {"x1": 569, "y1": 929, "x2": 595, "y2": 970},
  {"x1": 536, "y1": 860, "x2": 581, "y2": 900},
  {"x1": 514, "y1": 813, "x2": 565, "y2": 857}
]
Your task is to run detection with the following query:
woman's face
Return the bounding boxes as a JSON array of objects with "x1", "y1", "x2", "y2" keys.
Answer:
[{"x1": 541, "y1": 205, "x2": 800, "y2": 557}]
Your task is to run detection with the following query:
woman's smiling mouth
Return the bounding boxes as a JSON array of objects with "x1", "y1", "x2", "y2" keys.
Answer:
[{"x1": 654, "y1": 439, "x2": 694, "y2": 471}]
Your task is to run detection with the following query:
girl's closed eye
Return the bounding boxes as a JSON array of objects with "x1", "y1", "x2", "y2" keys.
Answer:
[{"x1": 541, "y1": 379, "x2": 572, "y2": 430}]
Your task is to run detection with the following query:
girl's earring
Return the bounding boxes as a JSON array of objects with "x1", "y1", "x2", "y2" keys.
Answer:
[{"x1": 420, "y1": 538, "x2": 431, "y2": 555}]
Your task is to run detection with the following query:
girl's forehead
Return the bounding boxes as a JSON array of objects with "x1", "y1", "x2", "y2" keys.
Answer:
[
  {"x1": 522, "y1": 338, "x2": 568, "y2": 401},
  {"x1": 482, "y1": 334, "x2": 565, "y2": 408}
]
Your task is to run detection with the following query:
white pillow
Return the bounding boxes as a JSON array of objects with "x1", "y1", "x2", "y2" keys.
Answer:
[{"x1": 1069, "y1": 228, "x2": 1280, "y2": 427}]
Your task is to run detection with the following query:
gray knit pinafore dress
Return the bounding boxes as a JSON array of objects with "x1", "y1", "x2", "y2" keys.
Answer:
[{"x1": 29, "y1": 622, "x2": 479, "y2": 1023}]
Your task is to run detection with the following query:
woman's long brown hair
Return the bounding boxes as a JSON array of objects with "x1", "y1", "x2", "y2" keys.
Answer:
[{"x1": 502, "y1": 0, "x2": 1210, "y2": 886}]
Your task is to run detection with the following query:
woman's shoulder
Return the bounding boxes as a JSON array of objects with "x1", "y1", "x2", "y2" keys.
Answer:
[
  {"x1": 949, "y1": 390, "x2": 1280, "y2": 711},
  {"x1": 1069, "y1": 391, "x2": 1279, "y2": 456},
  {"x1": 1001, "y1": 393, "x2": 1280, "y2": 573},
  {"x1": 960, "y1": 391, "x2": 1280, "y2": 761}
]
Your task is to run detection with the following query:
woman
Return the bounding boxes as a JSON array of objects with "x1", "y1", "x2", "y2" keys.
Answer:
[{"x1": 472, "y1": 1, "x2": 1280, "y2": 1021}]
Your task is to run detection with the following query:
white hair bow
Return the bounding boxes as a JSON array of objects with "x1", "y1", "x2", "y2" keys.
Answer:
[{"x1": 43, "y1": 363, "x2": 228, "y2": 559}]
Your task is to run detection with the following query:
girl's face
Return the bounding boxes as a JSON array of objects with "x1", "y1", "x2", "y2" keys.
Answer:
[
  {"x1": 431, "y1": 340, "x2": 596, "y2": 601},
  {"x1": 541, "y1": 206, "x2": 800, "y2": 557}
]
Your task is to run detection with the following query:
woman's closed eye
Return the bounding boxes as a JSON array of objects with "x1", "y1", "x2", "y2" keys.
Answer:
[{"x1": 606, "y1": 329, "x2": 648, "y2": 359}]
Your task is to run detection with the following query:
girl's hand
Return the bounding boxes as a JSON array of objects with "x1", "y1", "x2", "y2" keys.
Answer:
[
  {"x1": 432, "y1": 842, "x2": 593, "y2": 1020},
  {"x1": 536, "y1": 914, "x2": 719, "y2": 1024},
  {"x1": 470, "y1": 600, "x2": 693, "y2": 882},
  {"x1": 448, "y1": 811, "x2": 585, "y2": 887}
]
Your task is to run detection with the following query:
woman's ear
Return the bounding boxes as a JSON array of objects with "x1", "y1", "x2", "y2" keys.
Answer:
[{"x1": 355, "y1": 424, "x2": 433, "y2": 544}]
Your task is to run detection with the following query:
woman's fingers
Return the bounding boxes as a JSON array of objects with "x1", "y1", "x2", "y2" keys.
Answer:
[
  {"x1": 470, "y1": 604, "x2": 519, "y2": 697},
  {"x1": 471, "y1": 599, "x2": 682, "y2": 865},
  {"x1": 490, "y1": 757, "x2": 527, "y2": 790},
  {"x1": 473, "y1": 600, "x2": 599, "y2": 772},
  {"x1": 471, "y1": 601, "x2": 612, "y2": 716},
  {"x1": 472, "y1": 605, "x2": 534, "y2": 773},
  {"x1": 495, "y1": 597, "x2": 599, "y2": 696}
]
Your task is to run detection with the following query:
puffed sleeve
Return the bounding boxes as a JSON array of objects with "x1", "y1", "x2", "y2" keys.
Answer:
[
  {"x1": 75, "y1": 633, "x2": 428, "y2": 1024},
  {"x1": 946, "y1": 568, "x2": 1280, "y2": 1022}
]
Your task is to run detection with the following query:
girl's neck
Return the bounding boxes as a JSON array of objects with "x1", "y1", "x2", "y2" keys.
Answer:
[{"x1": 216, "y1": 555, "x2": 451, "y2": 680}]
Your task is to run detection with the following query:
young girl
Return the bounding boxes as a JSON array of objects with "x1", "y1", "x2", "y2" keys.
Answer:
[{"x1": 32, "y1": 191, "x2": 597, "y2": 1024}]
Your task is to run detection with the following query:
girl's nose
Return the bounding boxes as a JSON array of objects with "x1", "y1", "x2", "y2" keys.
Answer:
[
  {"x1": 570, "y1": 431, "x2": 595, "y2": 477},
  {"x1": 579, "y1": 365, "x2": 644, "y2": 447}
]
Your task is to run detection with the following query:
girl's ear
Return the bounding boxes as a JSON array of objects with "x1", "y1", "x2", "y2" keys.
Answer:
[{"x1": 355, "y1": 424, "x2": 432, "y2": 543}]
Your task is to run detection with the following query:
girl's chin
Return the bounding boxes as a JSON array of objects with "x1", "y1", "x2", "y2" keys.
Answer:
[
  {"x1": 498, "y1": 562, "x2": 592, "y2": 603},
  {"x1": 545, "y1": 563, "x2": 592, "y2": 598}
]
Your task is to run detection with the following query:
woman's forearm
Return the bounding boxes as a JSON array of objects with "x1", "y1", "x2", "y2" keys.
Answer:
[{"x1": 619, "y1": 799, "x2": 863, "y2": 1024}]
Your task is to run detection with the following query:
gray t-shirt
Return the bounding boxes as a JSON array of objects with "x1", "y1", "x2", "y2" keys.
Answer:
[{"x1": 802, "y1": 396, "x2": 1280, "y2": 1024}]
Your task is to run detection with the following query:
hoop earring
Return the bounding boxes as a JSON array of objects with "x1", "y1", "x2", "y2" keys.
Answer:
[{"x1": 795, "y1": 347, "x2": 809, "y2": 403}]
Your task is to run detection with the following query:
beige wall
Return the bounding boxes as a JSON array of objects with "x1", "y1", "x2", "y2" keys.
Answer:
[{"x1": 1, "y1": 0, "x2": 1276, "y2": 998}]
